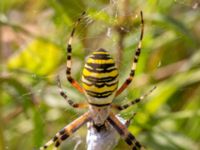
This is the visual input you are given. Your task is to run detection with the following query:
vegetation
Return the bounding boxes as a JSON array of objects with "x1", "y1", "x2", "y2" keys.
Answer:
[{"x1": 0, "y1": 0, "x2": 200, "y2": 150}]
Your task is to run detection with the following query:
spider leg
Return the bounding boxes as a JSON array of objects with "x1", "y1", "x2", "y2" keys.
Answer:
[
  {"x1": 107, "y1": 112, "x2": 145, "y2": 150},
  {"x1": 115, "y1": 11, "x2": 144, "y2": 97},
  {"x1": 57, "y1": 76, "x2": 88, "y2": 108},
  {"x1": 40, "y1": 111, "x2": 91, "y2": 150},
  {"x1": 66, "y1": 12, "x2": 86, "y2": 93},
  {"x1": 113, "y1": 86, "x2": 156, "y2": 111},
  {"x1": 125, "y1": 112, "x2": 137, "y2": 127}
]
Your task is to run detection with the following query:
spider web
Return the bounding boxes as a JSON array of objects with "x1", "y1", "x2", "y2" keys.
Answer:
[{"x1": 2, "y1": 0, "x2": 199, "y2": 150}]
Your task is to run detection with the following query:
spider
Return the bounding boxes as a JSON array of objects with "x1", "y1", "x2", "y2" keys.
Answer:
[{"x1": 40, "y1": 11, "x2": 155, "y2": 150}]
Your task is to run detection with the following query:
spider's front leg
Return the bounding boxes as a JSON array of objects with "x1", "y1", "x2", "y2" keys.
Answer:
[
  {"x1": 40, "y1": 111, "x2": 91, "y2": 150},
  {"x1": 115, "y1": 11, "x2": 144, "y2": 97},
  {"x1": 107, "y1": 112, "x2": 145, "y2": 150},
  {"x1": 66, "y1": 12, "x2": 86, "y2": 93}
]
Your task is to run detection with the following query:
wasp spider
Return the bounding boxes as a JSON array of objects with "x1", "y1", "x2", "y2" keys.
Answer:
[{"x1": 40, "y1": 11, "x2": 155, "y2": 150}]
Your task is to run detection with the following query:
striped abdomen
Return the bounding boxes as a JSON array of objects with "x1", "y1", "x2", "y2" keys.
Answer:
[{"x1": 82, "y1": 48, "x2": 118, "y2": 105}]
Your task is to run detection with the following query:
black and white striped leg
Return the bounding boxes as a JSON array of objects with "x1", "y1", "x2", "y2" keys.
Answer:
[
  {"x1": 66, "y1": 12, "x2": 86, "y2": 93},
  {"x1": 40, "y1": 112, "x2": 91, "y2": 150},
  {"x1": 113, "y1": 86, "x2": 156, "y2": 111},
  {"x1": 57, "y1": 76, "x2": 88, "y2": 108},
  {"x1": 116, "y1": 11, "x2": 144, "y2": 97}
]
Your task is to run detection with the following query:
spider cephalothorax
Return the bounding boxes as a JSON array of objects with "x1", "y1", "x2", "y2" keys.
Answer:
[{"x1": 40, "y1": 11, "x2": 155, "y2": 150}]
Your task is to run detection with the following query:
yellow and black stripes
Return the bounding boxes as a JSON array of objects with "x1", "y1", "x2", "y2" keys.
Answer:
[
  {"x1": 85, "y1": 88, "x2": 117, "y2": 98},
  {"x1": 84, "y1": 63, "x2": 117, "y2": 73},
  {"x1": 82, "y1": 48, "x2": 118, "y2": 99},
  {"x1": 66, "y1": 12, "x2": 86, "y2": 93},
  {"x1": 40, "y1": 112, "x2": 91, "y2": 150},
  {"x1": 115, "y1": 11, "x2": 144, "y2": 97}
]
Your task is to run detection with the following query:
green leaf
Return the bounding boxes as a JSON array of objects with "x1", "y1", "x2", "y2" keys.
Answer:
[{"x1": 7, "y1": 39, "x2": 63, "y2": 76}]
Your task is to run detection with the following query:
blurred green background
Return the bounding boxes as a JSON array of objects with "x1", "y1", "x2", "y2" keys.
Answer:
[{"x1": 0, "y1": 0, "x2": 200, "y2": 150}]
